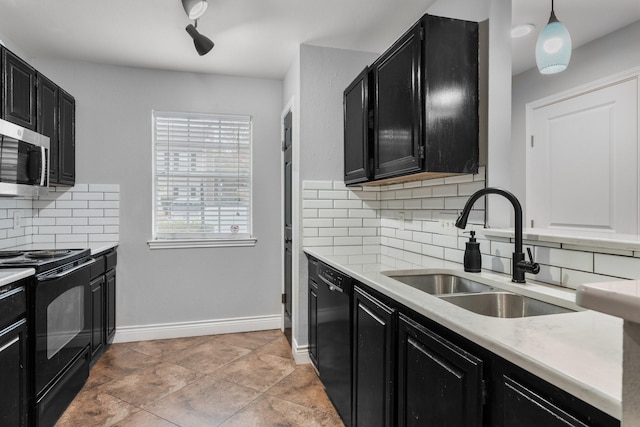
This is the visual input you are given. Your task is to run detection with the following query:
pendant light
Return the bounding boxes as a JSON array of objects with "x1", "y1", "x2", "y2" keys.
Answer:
[
  {"x1": 535, "y1": 0, "x2": 572, "y2": 74},
  {"x1": 182, "y1": 0, "x2": 208, "y2": 20},
  {"x1": 186, "y1": 21, "x2": 214, "y2": 56}
]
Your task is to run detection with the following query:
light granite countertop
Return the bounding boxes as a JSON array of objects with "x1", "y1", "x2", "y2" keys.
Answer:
[
  {"x1": 14, "y1": 241, "x2": 119, "y2": 256},
  {"x1": 0, "y1": 268, "x2": 36, "y2": 287},
  {"x1": 304, "y1": 246, "x2": 622, "y2": 420}
]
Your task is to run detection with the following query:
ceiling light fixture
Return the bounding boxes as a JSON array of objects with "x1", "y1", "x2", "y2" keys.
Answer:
[
  {"x1": 186, "y1": 20, "x2": 214, "y2": 56},
  {"x1": 535, "y1": 0, "x2": 572, "y2": 74},
  {"x1": 182, "y1": 0, "x2": 208, "y2": 20},
  {"x1": 511, "y1": 24, "x2": 535, "y2": 38}
]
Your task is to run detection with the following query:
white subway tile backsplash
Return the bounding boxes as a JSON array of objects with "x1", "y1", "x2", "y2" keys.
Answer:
[
  {"x1": 72, "y1": 192, "x2": 103, "y2": 201},
  {"x1": 319, "y1": 228, "x2": 349, "y2": 237},
  {"x1": 303, "y1": 200, "x2": 333, "y2": 209},
  {"x1": 302, "y1": 181, "x2": 333, "y2": 190},
  {"x1": 56, "y1": 234, "x2": 89, "y2": 243},
  {"x1": 0, "y1": 184, "x2": 119, "y2": 248},
  {"x1": 348, "y1": 209, "x2": 377, "y2": 219},
  {"x1": 57, "y1": 217, "x2": 88, "y2": 226},
  {"x1": 444, "y1": 174, "x2": 474, "y2": 184},
  {"x1": 304, "y1": 219, "x2": 334, "y2": 228},
  {"x1": 89, "y1": 200, "x2": 119, "y2": 209},
  {"x1": 334, "y1": 200, "x2": 363, "y2": 209},
  {"x1": 39, "y1": 209, "x2": 72, "y2": 218},
  {"x1": 88, "y1": 234, "x2": 119, "y2": 242},
  {"x1": 594, "y1": 254, "x2": 640, "y2": 279},
  {"x1": 89, "y1": 217, "x2": 119, "y2": 226},
  {"x1": 318, "y1": 190, "x2": 349, "y2": 200},
  {"x1": 72, "y1": 209, "x2": 104, "y2": 218},
  {"x1": 432, "y1": 184, "x2": 458, "y2": 197},
  {"x1": 349, "y1": 228, "x2": 377, "y2": 237},
  {"x1": 349, "y1": 191, "x2": 378, "y2": 201},
  {"x1": 55, "y1": 200, "x2": 89, "y2": 209},
  {"x1": 304, "y1": 228, "x2": 319, "y2": 237},
  {"x1": 561, "y1": 269, "x2": 617, "y2": 289},
  {"x1": 318, "y1": 209, "x2": 348, "y2": 218},
  {"x1": 304, "y1": 237, "x2": 334, "y2": 246},
  {"x1": 334, "y1": 218, "x2": 363, "y2": 228},
  {"x1": 301, "y1": 175, "x2": 640, "y2": 290},
  {"x1": 536, "y1": 248, "x2": 593, "y2": 272},
  {"x1": 89, "y1": 184, "x2": 119, "y2": 192}
]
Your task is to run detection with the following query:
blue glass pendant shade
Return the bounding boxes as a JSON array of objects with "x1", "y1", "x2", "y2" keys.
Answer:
[{"x1": 535, "y1": 10, "x2": 572, "y2": 74}]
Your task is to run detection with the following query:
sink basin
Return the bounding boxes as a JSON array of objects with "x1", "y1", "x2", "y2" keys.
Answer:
[
  {"x1": 386, "y1": 273, "x2": 493, "y2": 295},
  {"x1": 438, "y1": 292, "x2": 576, "y2": 318}
]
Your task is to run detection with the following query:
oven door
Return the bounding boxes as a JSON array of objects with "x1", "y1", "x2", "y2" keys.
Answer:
[{"x1": 34, "y1": 260, "x2": 92, "y2": 395}]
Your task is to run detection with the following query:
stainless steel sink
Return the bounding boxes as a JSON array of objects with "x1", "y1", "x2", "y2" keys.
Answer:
[
  {"x1": 438, "y1": 292, "x2": 576, "y2": 318},
  {"x1": 386, "y1": 273, "x2": 493, "y2": 295}
]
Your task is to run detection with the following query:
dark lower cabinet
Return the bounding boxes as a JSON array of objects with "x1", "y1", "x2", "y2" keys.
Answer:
[
  {"x1": 308, "y1": 279, "x2": 318, "y2": 368},
  {"x1": 352, "y1": 286, "x2": 395, "y2": 427},
  {"x1": 105, "y1": 269, "x2": 116, "y2": 343},
  {"x1": 0, "y1": 280, "x2": 29, "y2": 427},
  {"x1": 89, "y1": 248, "x2": 117, "y2": 365},
  {"x1": 495, "y1": 366, "x2": 619, "y2": 427},
  {"x1": 90, "y1": 276, "x2": 105, "y2": 360},
  {"x1": 0, "y1": 319, "x2": 28, "y2": 427},
  {"x1": 307, "y1": 263, "x2": 620, "y2": 427},
  {"x1": 397, "y1": 314, "x2": 483, "y2": 427},
  {"x1": 1, "y1": 47, "x2": 36, "y2": 130}
]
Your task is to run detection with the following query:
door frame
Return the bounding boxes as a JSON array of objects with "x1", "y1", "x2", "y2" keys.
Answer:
[{"x1": 280, "y1": 98, "x2": 299, "y2": 353}]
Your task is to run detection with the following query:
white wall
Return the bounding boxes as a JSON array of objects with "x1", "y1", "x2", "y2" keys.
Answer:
[
  {"x1": 510, "y1": 21, "x2": 640, "y2": 214},
  {"x1": 286, "y1": 45, "x2": 378, "y2": 352},
  {"x1": 32, "y1": 59, "x2": 284, "y2": 338}
]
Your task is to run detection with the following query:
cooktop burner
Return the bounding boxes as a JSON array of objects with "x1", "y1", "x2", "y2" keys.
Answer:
[
  {"x1": 0, "y1": 248, "x2": 91, "y2": 274},
  {"x1": 25, "y1": 250, "x2": 72, "y2": 259},
  {"x1": 0, "y1": 251, "x2": 24, "y2": 258}
]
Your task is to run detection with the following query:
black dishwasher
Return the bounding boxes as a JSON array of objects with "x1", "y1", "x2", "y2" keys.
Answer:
[{"x1": 314, "y1": 260, "x2": 353, "y2": 427}]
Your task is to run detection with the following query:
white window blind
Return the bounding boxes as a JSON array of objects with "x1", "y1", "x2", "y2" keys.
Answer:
[{"x1": 152, "y1": 111, "x2": 253, "y2": 242}]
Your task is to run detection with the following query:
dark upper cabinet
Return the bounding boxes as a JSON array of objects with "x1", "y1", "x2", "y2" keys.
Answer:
[
  {"x1": 343, "y1": 14, "x2": 479, "y2": 185},
  {"x1": 423, "y1": 15, "x2": 479, "y2": 173},
  {"x1": 397, "y1": 314, "x2": 484, "y2": 427},
  {"x1": 344, "y1": 67, "x2": 372, "y2": 185},
  {"x1": 352, "y1": 286, "x2": 395, "y2": 427},
  {"x1": 2, "y1": 48, "x2": 37, "y2": 130},
  {"x1": 37, "y1": 73, "x2": 60, "y2": 183},
  {"x1": 373, "y1": 22, "x2": 423, "y2": 180},
  {"x1": 58, "y1": 88, "x2": 76, "y2": 186}
]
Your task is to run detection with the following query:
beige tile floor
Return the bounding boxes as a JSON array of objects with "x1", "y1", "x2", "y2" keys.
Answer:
[{"x1": 55, "y1": 330, "x2": 344, "y2": 427}]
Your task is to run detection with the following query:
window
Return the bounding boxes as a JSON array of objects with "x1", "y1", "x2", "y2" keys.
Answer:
[{"x1": 150, "y1": 111, "x2": 255, "y2": 248}]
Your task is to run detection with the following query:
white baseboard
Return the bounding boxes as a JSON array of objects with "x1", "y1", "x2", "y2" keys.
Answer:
[
  {"x1": 292, "y1": 337, "x2": 311, "y2": 365},
  {"x1": 112, "y1": 314, "x2": 281, "y2": 343}
]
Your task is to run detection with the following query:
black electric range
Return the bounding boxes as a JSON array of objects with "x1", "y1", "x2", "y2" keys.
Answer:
[{"x1": 0, "y1": 248, "x2": 91, "y2": 274}]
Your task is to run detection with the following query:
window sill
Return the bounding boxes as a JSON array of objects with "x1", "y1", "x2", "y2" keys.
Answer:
[{"x1": 147, "y1": 238, "x2": 257, "y2": 249}]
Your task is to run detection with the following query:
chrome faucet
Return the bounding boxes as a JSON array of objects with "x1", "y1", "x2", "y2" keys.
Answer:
[{"x1": 455, "y1": 187, "x2": 540, "y2": 283}]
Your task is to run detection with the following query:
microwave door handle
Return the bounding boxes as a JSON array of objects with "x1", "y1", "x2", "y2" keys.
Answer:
[{"x1": 39, "y1": 146, "x2": 47, "y2": 186}]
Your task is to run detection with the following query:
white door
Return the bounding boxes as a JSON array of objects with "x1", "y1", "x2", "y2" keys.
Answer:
[{"x1": 527, "y1": 76, "x2": 638, "y2": 234}]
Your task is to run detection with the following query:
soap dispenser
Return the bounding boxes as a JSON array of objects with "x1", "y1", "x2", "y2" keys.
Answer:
[{"x1": 463, "y1": 231, "x2": 481, "y2": 272}]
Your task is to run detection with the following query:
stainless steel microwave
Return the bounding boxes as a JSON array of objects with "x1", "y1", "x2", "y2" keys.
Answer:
[{"x1": 0, "y1": 118, "x2": 49, "y2": 197}]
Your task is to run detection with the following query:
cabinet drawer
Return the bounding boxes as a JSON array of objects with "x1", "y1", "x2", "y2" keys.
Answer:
[
  {"x1": 105, "y1": 250, "x2": 117, "y2": 271},
  {"x1": 90, "y1": 255, "x2": 106, "y2": 280},
  {"x1": 0, "y1": 284, "x2": 26, "y2": 329}
]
